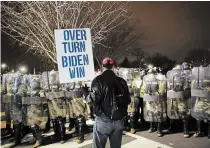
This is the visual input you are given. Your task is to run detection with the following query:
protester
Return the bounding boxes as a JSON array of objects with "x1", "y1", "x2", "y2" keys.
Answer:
[{"x1": 84, "y1": 57, "x2": 131, "y2": 148}]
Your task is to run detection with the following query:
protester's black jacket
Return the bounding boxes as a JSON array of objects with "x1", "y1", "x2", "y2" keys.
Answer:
[{"x1": 88, "y1": 70, "x2": 131, "y2": 120}]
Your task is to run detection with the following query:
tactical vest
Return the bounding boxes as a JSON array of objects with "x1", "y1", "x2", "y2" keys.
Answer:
[{"x1": 191, "y1": 67, "x2": 210, "y2": 98}]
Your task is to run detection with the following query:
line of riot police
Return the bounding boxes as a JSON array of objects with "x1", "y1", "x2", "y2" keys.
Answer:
[
  {"x1": 117, "y1": 63, "x2": 210, "y2": 141},
  {"x1": 1, "y1": 63, "x2": 210, "y2": 147},
  {"x1": 1, "y1": 70, "x2": 93, "y2": 148}
]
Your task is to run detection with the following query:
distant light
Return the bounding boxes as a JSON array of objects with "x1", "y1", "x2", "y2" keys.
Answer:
[
  {"x1": 1, "y1": 63, "x2": 7, "y2": 68},
  {"x1": 19, "y1": 66, "x2": 27, "y2": 73},
  {"x1": 11, "y1": 69, "x2": 15, "y2": 72},
  {"x1": 148, "y1": 64, "x2": 153, "y2": 69}
]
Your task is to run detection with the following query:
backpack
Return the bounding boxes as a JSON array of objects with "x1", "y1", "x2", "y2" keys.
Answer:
[{"x1": 111, "y1": 76, "x2": 130, "y2": 120}]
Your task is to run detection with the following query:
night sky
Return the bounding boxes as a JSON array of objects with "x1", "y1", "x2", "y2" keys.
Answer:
[{"x1": 1, "y1": 1, "x2": 210, "y2": 69}]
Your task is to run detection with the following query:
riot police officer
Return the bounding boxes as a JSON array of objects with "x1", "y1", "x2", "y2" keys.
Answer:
[
  {"x1": 191, "y1": 65, "x2": 210, "y2": 141},
  {"x1": 167, "y1": 63, "x2": 191, "y2": 138},
  {"x1": 65, "y1": 81, "x2": 87, "y2": 144},
  {"x1": 42, "y1": 70, "x2": 68, "y2": 144},
  {"x1": 140, "y1": 65, "x2": 167, "y2": 137},
  {"x1": 23, "y1": 74, "x2": 49, "y2": 147},
  {"x1": 119, "y1": 68, "x2": 141, "y2": 134},
  {"x1": 8, "y1": 72, "x2": 28, "y2": 147}
]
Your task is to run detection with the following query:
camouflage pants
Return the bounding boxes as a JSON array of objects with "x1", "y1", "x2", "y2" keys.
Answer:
[
  {"x1": 1, "y1": 95, "x2": 12, "y2": 128},
  {"x1": 144, "y1": 101, "x2": 167, "y2": 122},
  {"x1": 127, "y1": 96, "x2": 140, "y2": 113},
  {"x1": 26, "y1": 104, "x2": 49, "y2": 129},
  {"x1": 10, "y1": 95, "x2": 26, "y2": 125},
  {"x1": 48, "y1": 98, "x2": 69, "y2": 119},
  {"x1": 68, "y1": 98, "x2": 87, "y2": 118},
  {"x1": 167, "y1": 98, "x2": 190, "y2": 119},
  {"x1": 191, "y1": 97, "x2": 210, "y2": 120}
]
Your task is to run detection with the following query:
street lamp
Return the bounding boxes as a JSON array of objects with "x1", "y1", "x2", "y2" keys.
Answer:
[
  {"x1": 1, "y1": 63, "x2": 7, "y2": 69},
  {"x1": 19, "y1": 66, "x2": 27, "y2": 73}
]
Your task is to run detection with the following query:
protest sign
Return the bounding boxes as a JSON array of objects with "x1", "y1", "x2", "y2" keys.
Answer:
[{"x1": 54, "y1": 28, "x2": 95, "y2": 83}]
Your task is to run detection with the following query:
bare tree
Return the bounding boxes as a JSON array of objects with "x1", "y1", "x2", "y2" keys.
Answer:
[
  {"x1": 94, "y1": 22, "x2": 142, "y2": 66},
  {"x1": 1, "y1": 1, "x2": 133, "y2": 65}
]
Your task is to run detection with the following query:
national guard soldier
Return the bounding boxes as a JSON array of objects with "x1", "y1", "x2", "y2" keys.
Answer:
[
  {"x1": 22, "y1": 74, "x2": 49, "y2": 148},
  {"x1": 9, "y1": 72, "x2": 28, "y2": 147},
  {"x1": 191, "y1": 65, "x2": 210, "y2": 141},
  {"x1": 132, "y1": 69, "x2": 146, "y2": 125},
  {"x1": 119, "y1": 68, "x2": 138, "y2": 134},
  {"x1": 140, "y1": 66, "x2": 167, "y2": 137},
  {"x1": 65, "y1": 81, "x2": 87, "y2": 144},
  {"x1": 167, "y1": 63, "x2": 191, "y2": 138},
  {"x1": 42, "y1": 70, "x2": 68, "y2": 144},
  {"x1": 1, "y1": 73, "x2": 13, "y2": 137}
]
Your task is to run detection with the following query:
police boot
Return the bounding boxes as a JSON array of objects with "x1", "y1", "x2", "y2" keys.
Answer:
[
  {"x1": 183, "y1": 119, "x2": 190, "y2": 138},
  {"x1": 129, "y1": 113, "x2": 136, "y2": 134},
  {"x1": 52, "y1": 119, "x2": 59, "y2": 137},
  {"x1": 194, "y1": 120, "x2": 204, "y2": 137},
  {"x1": 57, "y1": 117, "x2": 66, "y2": 144},
  {"x1": 208, "y1": 120, "x2": 210, "y2": 142},
  {"x1": 30, "y1": 124, "x2": 42, "y2": 148},
  {"x1": 8, "y1": 123, "x2": 21, "y2": 148},
  {"x1": 157, "y1": 122, "x2": 163, "y2": 137},
  {"x1": 148, "y1": 122, "x2": 156, "y2": 133},
  {"x1": 75, "y1": 115, "x2": 85, "y2": 144}
]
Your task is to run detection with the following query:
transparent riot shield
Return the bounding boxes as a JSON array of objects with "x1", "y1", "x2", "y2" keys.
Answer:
[
  {"x1": 167, "y1": 69, "x2": 191, "y2": 119},
  {"x1": 191, "y1": 67, "x2": 210, "y2": 120},
  {"x1": 119, "y1": 68, "x2": 134, "y2": 87},
  {"x1": 41, "y1": 72, "x2": 50, "y2": 91},
  {"x1": 1, "y1": 74, "x2": 14, "y2": 129},
  {"x1": 22, "y1": 75, "x2": 49, "y2": 129},
  {"x1": 45, "y1": 71, "x2": 69, "y2": 119},
  {"x1": 10, "y1": 73, "x2": 27, "y2": 125},
  {"x1": 64, "y1": 82, "x2": 86, "y2": 118},
  {"x1": 142, "y1": 73, "x2": 167, "y2": 122}
]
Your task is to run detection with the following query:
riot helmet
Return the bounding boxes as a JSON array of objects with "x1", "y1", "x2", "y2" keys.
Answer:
[{"x1": 181, "y1": 62, "x2": 190, "y2": 70}]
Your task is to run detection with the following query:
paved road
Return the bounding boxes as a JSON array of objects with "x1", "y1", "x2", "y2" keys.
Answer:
[{"x1": 1, "y1": 120, "x2": 210, "y2": 148}]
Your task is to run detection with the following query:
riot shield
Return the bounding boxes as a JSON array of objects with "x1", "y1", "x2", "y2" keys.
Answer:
[
  {"x1": 191, "y1": 67, "x2": 210, "y2": 120},
  {"x1": 142, "y1": 73, "x2": 167, "y2": 122},
  {"x1": 22, "y1": 75, "x2": 49, "y2": 129},
  {"x1": 119, "y1": 68, "x2": 133, "y2": 87},
  {"x1": 44, "y1": 71, "x2": 69, "y2": 119},
  {"x1": 1, "y1": 74, "x2": 14, "y2": 129},
  {"x1": 166, "y1": 69, "x2": 191, "y2": 119},
  {"x1": 65, "y1": 82, "x2": 87, "y2": 118},
  {"x1": 10, "y1": 73, "x2": 27, "y2": 125}
]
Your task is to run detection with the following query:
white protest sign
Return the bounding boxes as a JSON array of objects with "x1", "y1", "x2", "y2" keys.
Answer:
[{"x1": 54, "y1": 28, "x2": 95, "y2": 83}]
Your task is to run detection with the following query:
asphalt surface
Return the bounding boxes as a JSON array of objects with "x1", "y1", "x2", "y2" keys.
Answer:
[{"x1": 1, "y1": 119, "x2": 210, "y2": 148}]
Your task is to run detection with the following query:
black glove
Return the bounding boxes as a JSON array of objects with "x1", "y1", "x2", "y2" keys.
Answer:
[{"x1": 82, "y1": 86, "x2": 89, "y2": 96}]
